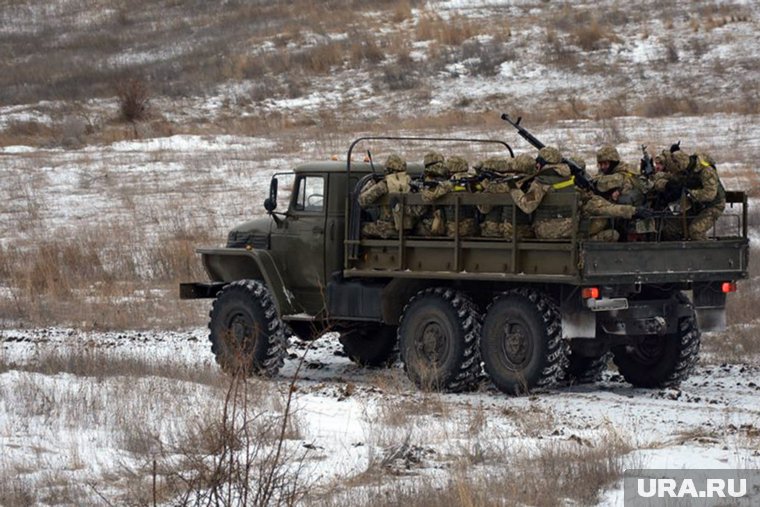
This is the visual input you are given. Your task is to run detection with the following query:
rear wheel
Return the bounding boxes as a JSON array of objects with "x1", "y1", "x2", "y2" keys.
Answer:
[
  {"x1": 398, "y1": 288, "x2": 481, "y2": 392},
  {"x1": 612, "y1": 292, "x2": 700, "y2": 388},
  {"x1": 480, "y1": 289, "x2": 568, "y2": 395},
  {"x1": 339, "y1": 324, "x2": 398, "y2": 367},
  {"x1": 208, "y1": 280, "x2": 287, "y2": 377}
]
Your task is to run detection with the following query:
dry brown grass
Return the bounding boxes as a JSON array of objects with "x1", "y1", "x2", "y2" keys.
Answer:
[
  {"x1": 0, "y1": 224, "x2": 212, "y2": 330},
  {"x1": 415, "y1": 11, "x2": 478, "y2": 46},
  {"x1": 320, "y1": 429, "x2": 632, "y2": 507},
  {"x1": 572, "y1": 17, "x2": 617, "y2": 51}
]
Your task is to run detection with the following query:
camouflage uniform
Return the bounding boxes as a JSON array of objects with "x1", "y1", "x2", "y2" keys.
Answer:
[
  {"x1": 478, "y1": 153, "x2": 535, "y2": 239},
  {"x1": 581, "y1": 193, "x2": 635, "y2": 242},
  {"x1": 593, "y1": 144, "x2": 648, "y2": 206},
  {"x1": 443, "y1": 156, "x2": 478, "y2": 237},
  {"x1": 415, "y1": 152, "x2": 450, "y2": 236},
  {"x1": 359, "y1": 154, "x2": 412, "y2": 238},
  {"x1": 654, "y1": 150, "x2": 726, "y2": 240},
  {"x1": 510, "y1": 147, "x2": 576, "y2": 239}
]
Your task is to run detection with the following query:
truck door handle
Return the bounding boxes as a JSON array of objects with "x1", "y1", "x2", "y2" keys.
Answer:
[{"x1": 312, "y1": 226, "x2": 324, "y2": 234}]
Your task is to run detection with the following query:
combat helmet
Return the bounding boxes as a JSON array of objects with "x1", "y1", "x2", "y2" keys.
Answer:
[
  {"x1": 537, "y1": 146, "x2": 562, "y2": 166},
  {"x1": 423, "y1": 151, "x2": 447, "y2": 177},
  {"x1": 446, "y1": 155, "x2": 470, "y2": 177},
  {"x1": 569, "y1": 154, "x2": 587, "y2": 171},
  {"x1": 596, "y1": 144, "x2": 621, "y2": 163},
  {"x1": 512, "y1": 153, "x2": 537, "y2": 175},
  {"x1": 670, "y1": 151, "x2": 691, "y2": 173},
  {"x1": 477, "y1": 157, "x2": 512, "y2": 174},
  {"x1": 384, "y1": 154, "x2": 407, "y2": 173}
]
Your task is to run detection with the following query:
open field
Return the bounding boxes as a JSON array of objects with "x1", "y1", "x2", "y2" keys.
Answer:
[
  {"x1": 2, "y1": 328, "x2": 760, "y2": 505},
  {"x1": 2, "y1": 0, "x2": 760, "y2": 504}
]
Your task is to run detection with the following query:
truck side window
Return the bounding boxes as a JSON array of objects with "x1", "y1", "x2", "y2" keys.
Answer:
[{"x1": 294, "y1": 176, "x2": 325, "y2": 212}]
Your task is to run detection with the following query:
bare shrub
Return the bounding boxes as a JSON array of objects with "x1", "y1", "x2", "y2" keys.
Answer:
[
  {"x1": 116, "y1": 78, "x2": 150, "y2": 123},
  {"x1": 392, "y1": 1, "x2": 413, "y2": 23},
  {"x1": 544, "y1": 29, "x2": 578, "y2": 66},
  {"x1": 664, "y1": 39, "x2": 680, "y2": 62},
  {"x1": 460, "y1": 39, "x2": 515, "y2": 76},
  {"x1": 141, "y1": 353, "x2": 311, "y2": 505},
  {"x1": 415, "y1": 11, "x2": 477, "y2": 46},
  {"x1": 294, "y1": 41, "x2": 344, "y2": 74},
  {"x1": 573, "y1": 17, "x2": 615, "y2": 51},
  {"x1": 349, "y1": 36, "x2": 385, "y2": 67},
  {"x1": 381, "y1": 62, "x2": 420, "y2": 91}
]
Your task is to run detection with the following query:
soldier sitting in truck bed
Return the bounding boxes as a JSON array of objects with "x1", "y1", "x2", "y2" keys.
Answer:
[
  {"x1": 414, "y1": 151, "x2": 450, "y2": 236},
  {"x1": 593, "y1": 144, "x2": 648, "y2": 206},
  {"x1": 508, "y1": 146, "x2": 576, "y2": 239},
  {"x1": 443, "y1": 155, "x2": 479, "y2": 237},
  {"x1": 477, "y1": 153, "x2": 536, "y2": 239},
  {"x1": 358, "y1": 154, "x2": 413, "y2": 238},
  {"x1": 652, "y1": 147, "x2": 726, "y2": 240}
]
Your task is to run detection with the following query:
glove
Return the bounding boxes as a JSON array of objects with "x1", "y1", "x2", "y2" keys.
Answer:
[
  {"x1": 634, "y1": 206, "x2": 655, "y2": 219},
  {"x1": 669, "y1": 141, "x2": 681, "y2": 153}
]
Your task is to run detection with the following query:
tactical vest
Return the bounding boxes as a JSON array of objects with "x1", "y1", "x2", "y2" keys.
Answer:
[
  {"x1": 682, "y1": 155, "x2": 726, "y2": 211},
  {"x1": 533, "y1": 165, "x2": 576, "y2": 222}
]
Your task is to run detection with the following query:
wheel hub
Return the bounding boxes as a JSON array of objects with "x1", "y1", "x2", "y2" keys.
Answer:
[
  {"x1": 418, "y1": 322, "x2": 447, "y2": 363},
  {"x1": 502, "y1": 322, "x2": 530, "y2": 367},
  {"x1": 632, "y1": 336, "x2": 665, "y2": 364}
]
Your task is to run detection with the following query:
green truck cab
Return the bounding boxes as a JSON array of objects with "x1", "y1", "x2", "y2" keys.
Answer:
[{"x1": 181, "y1": 137, "x2": 749, "y2": 395}]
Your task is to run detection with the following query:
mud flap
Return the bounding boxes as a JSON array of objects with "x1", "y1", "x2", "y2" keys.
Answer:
[{"x1": 561, "y1": 302, "x2": 596, "y2": 339}]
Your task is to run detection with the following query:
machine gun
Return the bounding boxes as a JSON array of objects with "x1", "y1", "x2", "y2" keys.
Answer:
[{"x1": 501, "y1": 113, "x2": 597, "y2": 193}]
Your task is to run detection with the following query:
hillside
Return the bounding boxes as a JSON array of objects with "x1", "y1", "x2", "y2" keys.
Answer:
[{"x1": 1, "y1": 1, "x2": 759, "y2": 505}]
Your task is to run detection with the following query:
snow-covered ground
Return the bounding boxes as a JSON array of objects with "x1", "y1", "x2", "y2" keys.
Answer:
[
  {"x1": 1, "y1": 328, "x2": 759, "y2": 504},
  {"x1": 2, "y1": 0, "x2": 760, "y2": 504}
]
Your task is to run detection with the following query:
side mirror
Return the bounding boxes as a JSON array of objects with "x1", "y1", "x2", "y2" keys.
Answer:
[{"x1": 264, "y1": 177, "x2": 278, "y2": 213}]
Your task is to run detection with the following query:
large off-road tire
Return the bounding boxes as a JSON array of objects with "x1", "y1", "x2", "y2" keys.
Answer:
[
  {"x1": 398, "y1": 288, "x2": 481, "y2": 392},
  {"x1": 208, "y1": 279, "x2": 286, "y2": 377},
  {"x1": 339, "y1": 324, "x2": 398, "y2": 367},
  {"x1": 611, "y1": 292, "x2": 700, "y2": 388},
  {"x1": 480, "y1": 288, "x2": 568, "y2": 395},
  {"x1": 565, "y1": 352, "x2": 610, "y2": 384}
]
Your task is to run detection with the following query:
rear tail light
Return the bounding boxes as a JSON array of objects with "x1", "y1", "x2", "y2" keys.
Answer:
[
  {"x1": 582, "y1": 287, "x2": 600, "y2": 299},
  {"x1": 721, "y1": 282, "x2": 737, "y2": 293}
]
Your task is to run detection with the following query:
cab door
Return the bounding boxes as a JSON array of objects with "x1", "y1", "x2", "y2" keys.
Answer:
[{"x1": 270, "y1": 173, "x2": 326, "y2": 315}]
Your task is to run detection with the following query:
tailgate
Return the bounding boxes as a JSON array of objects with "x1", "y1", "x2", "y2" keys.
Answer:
[{"x1": 580, "y1": 238, "x2": 749, "y2": 284}]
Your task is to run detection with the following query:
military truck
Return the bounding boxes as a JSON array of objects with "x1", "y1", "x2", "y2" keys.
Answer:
[{"x1": 180, "y1": 133, "x2": 749, "y2": 395}]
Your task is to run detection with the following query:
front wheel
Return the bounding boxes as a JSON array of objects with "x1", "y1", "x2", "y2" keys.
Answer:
[
  {"x1": 480, "y1": 289, "x2": 568, "y2": 395},
  {"x1": 611, "y1": 292, "x2": 700, "y2": 388},
  {"x1": 208, "y1": 280, "x2": 287, "y2": 377},
  {"x1": 398, "y1": 288, "x2": 481, "y2": 392}
]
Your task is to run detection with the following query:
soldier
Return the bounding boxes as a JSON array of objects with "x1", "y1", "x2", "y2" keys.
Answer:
[
  {"x1": 415, "y1": 151, "x2": 451, "y2": 236},
  {"x1": 478, "y1": 153, "x2": 535, "y2": 238},
  {"x1": 509, "y1": 146, "x2": 576, "y2": 239},
  {"x1": 594, "y1": 144, "x2": 647, "y2": 206},
  {"x1": 653, "y1": 148, "x2": 726, "y2": 240},
  {"x1": 358, "y1": 154, "x2": 412, "y2": 238},
  {"x1": 443, "y1": 155, "x2": 478, "y2": 237}
]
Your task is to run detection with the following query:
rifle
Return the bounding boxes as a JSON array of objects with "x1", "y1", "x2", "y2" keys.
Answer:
[
  {"x1": 640, "y1": 145, "x2": 654, "y2": 178},
  {"x1": 409, "y1": 179, "x2": 440, "y2": 192},
  {"x1": 501, "y1": 113, "x2": 597, "y2": 193}
]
